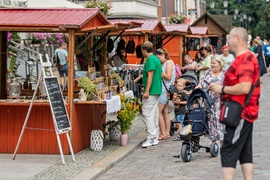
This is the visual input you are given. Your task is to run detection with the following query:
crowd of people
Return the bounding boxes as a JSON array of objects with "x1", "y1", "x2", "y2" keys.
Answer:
[
  {"x1": 137, "y1": 27, "x2": 262, "y2": 180},
  {"x1": 88, "y1": 27, "x2": 263, "y2": 179}
]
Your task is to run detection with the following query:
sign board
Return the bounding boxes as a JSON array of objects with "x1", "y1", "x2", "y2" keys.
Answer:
[{"x1": 44, "y1": 77, "x2": 71, "y2": 133}]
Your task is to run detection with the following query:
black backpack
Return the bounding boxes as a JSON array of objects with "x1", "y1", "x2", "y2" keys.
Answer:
[
  {"x1": 126, "y1": 38, "x2": 135, "y2": 53},
  {"x1": 117, "y1": 38, "x2": 126, "y2": 51},
  {"x1": 136, "y1": 44, "x2": 142, "y2": 58},
  {"x1": 107, "y1": 37, "x2": 114, "y2": 53}
]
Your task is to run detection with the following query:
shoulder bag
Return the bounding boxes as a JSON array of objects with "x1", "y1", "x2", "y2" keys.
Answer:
[
  {"x1": 162, "y1": 79, "x2": 177, "y2": 100},
  {"x1": 219, "y1": 78, "x2": 259, "y2": 127}
]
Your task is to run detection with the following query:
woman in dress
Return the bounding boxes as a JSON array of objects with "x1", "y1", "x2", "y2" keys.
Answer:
[
  {"x1": 253, "y1": 39, "x2": 267, "y2": 83},
  {"x1": 155, "y1": 48, "x2": 175, "y2": 140},
  {"x1": 196, "y1": 56, "x2": 225, "y2": 146}
]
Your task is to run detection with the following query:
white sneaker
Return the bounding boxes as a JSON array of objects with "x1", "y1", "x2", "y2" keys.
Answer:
[{"x1": 141, "y1": 138, "x2": 159, "y2": 148}]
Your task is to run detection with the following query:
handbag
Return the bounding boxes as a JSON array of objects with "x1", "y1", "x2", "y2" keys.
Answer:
[
  {"x1": 162, "y1": 80, "x2": 177, "y2": 100},
  {"x1": 219, "y1": 79, "x2": 259, "y2": 127}
]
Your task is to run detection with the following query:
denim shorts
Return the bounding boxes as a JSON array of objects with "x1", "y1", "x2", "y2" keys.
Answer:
[
  {"x1": 175, "y1": 114, "x2": 185, "y2": 127},
  {"x1": 158, "y1": 91, "x2": 168, "y2": 104},
  {"x1": 58, "y1": 64, "x2": 68, "y2": 77}
]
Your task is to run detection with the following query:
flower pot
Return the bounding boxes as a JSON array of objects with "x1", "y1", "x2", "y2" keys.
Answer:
[
  {"x1": 109, "y1": 124, "x2": 121, "y2": 141},
  {"x1": 120, "y1": 133, "x2": 128, "y2": 146},
  {"x1": 78, "y1": 88, "x2": 88, "y2": 101}
]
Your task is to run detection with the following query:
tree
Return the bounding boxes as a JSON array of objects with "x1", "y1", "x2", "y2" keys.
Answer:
[{"x1": 206, "y1": 0, "x2": 270, "y2": 39}]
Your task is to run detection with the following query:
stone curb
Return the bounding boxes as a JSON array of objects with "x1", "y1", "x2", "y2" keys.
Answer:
[{"x1": 71, "y1": 132, "x2": 147, "y2": 180}]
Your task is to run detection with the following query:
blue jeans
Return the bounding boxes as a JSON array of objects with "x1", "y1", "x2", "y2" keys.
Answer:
[{"x1": 58, "y1": 64, "x2": 68, "y2": 77}]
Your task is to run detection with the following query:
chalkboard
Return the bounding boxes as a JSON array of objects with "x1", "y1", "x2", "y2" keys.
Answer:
[{"x1": 44, "y1": 77, "x2": 71, "y2": 133}]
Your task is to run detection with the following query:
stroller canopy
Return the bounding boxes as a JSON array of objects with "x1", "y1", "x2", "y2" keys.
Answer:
[
  {"x1": 187, "y1": 88, "x2": 211, "y2": 109},
  {"x1": 178, "y1": 74, "x2": 199, "y2": 91},
  {"x1": 179, "y1": 74, "x2": 198, "y2": 85}
]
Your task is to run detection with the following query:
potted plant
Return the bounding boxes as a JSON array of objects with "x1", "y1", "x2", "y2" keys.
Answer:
[
  {"x1": 77, "y1": 77, "x2": 98, "y2": 100},
  {"x1": 117, "y1": 94, "x2": 142, "y2": 146}
]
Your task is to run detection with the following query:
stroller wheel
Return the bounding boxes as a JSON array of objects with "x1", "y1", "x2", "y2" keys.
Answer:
[
  {"x1": 210, "y1": 142, "x2": 219, "y2": 157},
  {"x1": 181, "y1": 144, "x2": 192, "y2": 162}
]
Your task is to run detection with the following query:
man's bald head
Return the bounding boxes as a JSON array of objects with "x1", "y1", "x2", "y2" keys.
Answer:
[{"x1": 230, "y1": 27, "x2": 248, "y2": 43}]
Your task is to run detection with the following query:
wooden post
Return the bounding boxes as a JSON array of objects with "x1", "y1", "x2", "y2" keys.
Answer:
[
  {"x1": 0, "y1": 31, "x2": 7, "y2": 99},
  {"x1": 179, "y1": 35, "x2": 183, "y2": 66},
  {"x1": 68, "y1": 28, "x2": 75, "y2": 142}
]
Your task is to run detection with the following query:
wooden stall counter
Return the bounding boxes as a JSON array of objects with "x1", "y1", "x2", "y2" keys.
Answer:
[{"x1": 0, "y1": 100, "x2": 106, "y2": 155}]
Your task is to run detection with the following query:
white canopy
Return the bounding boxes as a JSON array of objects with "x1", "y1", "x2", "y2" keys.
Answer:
[
  {"x1": 27, "y1": 0, "x2": 84, "y2": 8},
  {"x1": 0, "y1": 0, "x2": 84, "y2": 8}
]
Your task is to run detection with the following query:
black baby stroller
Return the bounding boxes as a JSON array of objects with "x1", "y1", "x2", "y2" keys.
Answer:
[
  {"x1": 175, "y1": 88, "x2": 219, "y2": 162},
  {"x1": 170, "y1": 74, "x2": 199, "y2": 136}
]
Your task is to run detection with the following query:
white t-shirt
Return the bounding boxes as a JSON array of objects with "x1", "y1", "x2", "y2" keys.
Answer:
[{"x1": 219, "y1": 54, "x2": 235, "y2": 70}]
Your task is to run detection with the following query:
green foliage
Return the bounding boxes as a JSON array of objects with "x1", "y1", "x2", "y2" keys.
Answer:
[
  {"x1": 7, "y1": 32, "x2": 21, "y2": 42},
  {"x1": 169, "y1": 15, "x2": 187, "y2": 24},
  {"x1": 102, "y1": 120, "x2": 119, "y2": 138},
  {"x1": 84, "y1": 0, "x2": 112, "y2": 16},
  {"x1": 206, "y1": 0, "x2": 270, "y2": 38},
  {"x1": 117, "y1": 94, "x2": 142, "y2": 134},
  {"x1": 78, "y1": 77, "x2": 98, "y2": 100}
]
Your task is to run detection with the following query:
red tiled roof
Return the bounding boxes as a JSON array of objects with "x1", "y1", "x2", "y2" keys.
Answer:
[
  {"x1": 0, "y1": 8, "x2": 110, "y2": 29},
  {"x1": 164, "y1": 24, "x2": 189, "y2": 32},
  {"x1": 109, "y1": 19, "x2": 166, "y2": 32},
  {"x1": 189, "y1": 26, "x2": 209, "y2": 35}
]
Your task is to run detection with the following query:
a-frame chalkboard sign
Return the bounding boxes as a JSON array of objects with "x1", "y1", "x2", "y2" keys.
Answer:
[{"x1": 13, "y1": 54, "x2": 75, "y2": 164}]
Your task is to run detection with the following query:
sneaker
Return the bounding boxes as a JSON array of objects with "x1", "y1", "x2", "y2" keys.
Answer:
[{"x1": 141, "y1": 138, "x2": 159, "y2": 148}]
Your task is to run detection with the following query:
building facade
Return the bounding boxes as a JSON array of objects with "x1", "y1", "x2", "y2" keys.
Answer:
[{"x1": 106, "y1": 0, "x2": 159, "y2": 19}]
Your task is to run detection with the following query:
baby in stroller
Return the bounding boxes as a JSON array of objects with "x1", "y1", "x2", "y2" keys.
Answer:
[{"x1": 172, "y1": 79, "x2": 189, "y2": 141}]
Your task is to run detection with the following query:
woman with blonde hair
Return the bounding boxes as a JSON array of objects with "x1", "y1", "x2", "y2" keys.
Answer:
[
  {"x1": 196, "y1": 56, "x2": 225, "y2": 146},
  {"x1": 155, "y1": 48, "x2": 175, "y2": 140}
]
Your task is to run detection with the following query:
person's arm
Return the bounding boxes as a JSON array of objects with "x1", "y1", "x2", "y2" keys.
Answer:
[
  {"x1": 209, "y1": 81, "x2": 252, "y2": 95},
  {"x1": 162, "y1": 61, "x2": 173, "y2": 80},
  {"x1": 143, "y1": 70, "x2": 154, "y2": 99},
  {"x1": 183, "y1": 61, "x2": 197, "y2": 70},
  {"x1": 134, "y1": 75, "x2": 142, "y2": 83},
  {"x1": 197, "y1": 57, "x2": 211, "y2": 71},
  {"x1": 262, "y1": 48, "x2": 265, "y2": 59}
]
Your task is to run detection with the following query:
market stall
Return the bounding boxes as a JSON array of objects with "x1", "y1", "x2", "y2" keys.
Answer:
[
  {"x1": 163, "y1": 24, "x2": 188, "y2": 66},
  {"x1": 189, "y1": 12, "x2": 230, "y2": 56},
  {"x1": 109, "y1": 19, "x2": 167, "y2": 64},
  {"x1": 0, "y1": 8, "x2": 140, "y2": 154}
]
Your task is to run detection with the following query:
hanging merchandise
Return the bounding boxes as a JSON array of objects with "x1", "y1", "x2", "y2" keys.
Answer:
[
  {"x1": 136, "y1": 44, "x2": 142, "y2": 58},
  {"x1": 107, "y1": 37, "x2": 114, "y2": 53},
  {"x1": 117, "y1": 38, "x2": 126, "y2": 51},
  {"x1": 126, "y1": 37, "x2": 135, "y2": 53}
]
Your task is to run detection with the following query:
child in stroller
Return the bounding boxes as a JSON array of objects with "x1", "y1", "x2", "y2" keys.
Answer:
[
  {"x1": 176, "y1": 88, "x2": 219, "y2": 162},
  {"x1": 172, "y1": 79, "x2": 188, "y2": 141},
  {"x1": 170, "y1": 74, "x2": 199, "y2": 137}
]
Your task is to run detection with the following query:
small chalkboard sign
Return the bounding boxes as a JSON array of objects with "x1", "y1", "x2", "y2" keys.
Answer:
[{"x1": 44, "y1": 77, "x2": 71, "y2": 133}]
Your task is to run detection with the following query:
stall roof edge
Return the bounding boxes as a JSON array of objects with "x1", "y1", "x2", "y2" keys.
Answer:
[{"x1": 0, "y1": 8, "x2": 111, "y2": 32}]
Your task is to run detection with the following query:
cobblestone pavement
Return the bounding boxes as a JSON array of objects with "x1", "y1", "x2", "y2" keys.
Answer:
[
  {"x1": 29, "y1": 114, "x2": 146, "y2": 180},
  {"x1": 97, "y1": 76, "x2": 270, "y2": 180}
]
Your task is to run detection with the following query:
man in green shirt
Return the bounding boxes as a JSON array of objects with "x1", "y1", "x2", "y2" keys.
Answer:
[{"x1": 141, "y1": 41, "x2": 162, "y2": 148}]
